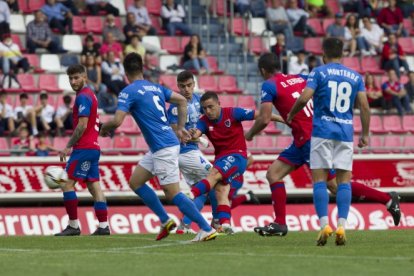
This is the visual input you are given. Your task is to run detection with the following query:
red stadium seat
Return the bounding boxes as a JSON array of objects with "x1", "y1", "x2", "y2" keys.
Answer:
[
  {"x1": 98, "y1": 136, "x2": 115, "y2": 154},
  {"x1": 218, "y1": 75, "x2": 242, "y2": 94},
  {"x1": 11, "y1": 34, "x2": 25, "y2": 52},
  {"x1": 403, "y1": 115, "x2": 414, "y2": 132},
  {"x1": 53, "y1": 137, "x2": 70, "y2": 149},
  {"x1": 370, "y1": 115, "x2": 387, "y2": 134},
  {"x1": 275, "y1": 136, "x2": 292, "y2": 151},
  {"x1": 403, "y1": 18, "x2": 414, "y2": 35},
  {"x1": 307, "y1": 18, "x2": 324, "y2": 36},
  {"x1": 55, "y1": 94, "x2": 73, "y2": 109},
  {"x1": 85, "y1": 17, "x2": 103, "y2": 34},
  {"x1": 73, "y1": 16, "x2": 87, "y2": 34},
  {"x1": 398, "y1": 37, "x2": 414, "y2": 55},
  {"x1": 248, "y1": 36, "x2": 267, "y2": 55},
  {"x1": 263, "y1": 123, "x2": 281, "y2": 135},
  {"x1": 146, "y1": 0, "x2": 162, "y2": 15},
  {"x1": 353, "y1": 135, "x2": 369, "y2": 154},
  {"x1": 342, "y1": 57, "x2": 361, "y2": 73},
  {"x1": 38, "y1": 74, "x2": 63, "y2": 93},
  {"x1": 28, "y1": 0, "x2": 45, "y2": 12},
  {"x1": 116, "y1": 115, "x2": 140, "y2": 135},
  {"x1": 161, "y1": 37, "x2": 181, "y2": 54},
  {"x1": 159, "y1": 75, "x2": 178, "y2": 91},
  {"x1": 0, "y1": 138, "x2": 10, "y2": 156},
  {"x1": 237, "y1": 95, "x2": 256, "y2": 109},
  {"x1": 230, "y1": 18, "x2": 249, "y2": 36},
  {"x1": 361, "y1": 57, "x2": 384, "y2": 75},
  {"x1": 304, "y1": 38, "x2": 323, "y2": 55},
  {"x1": 220, "y1": 95, "x2": 236, "y2": 107},
  {"x1": 212, "y1": 0, "x2": 229, "y2": 16},
  {"x1": 322, "y1": 18, "x2": 335, "y2": 33},
  {"x1": 255, "y1": 136, "x2": 277, "y2": 154},
  {"x1": 353, "y1": 117, "x2": 362, "y2": 134},
  {"x1": 403, "y1": 136, "x2": 414, "y2": 153},
  {"x1": 206, "y1": 56, "x2": 224, "y2": 75},
  {"x1": 135, "y1": 136, "x2": 149, "y2": 152},
  {"x1": 383, "y1": 115, "x2": 406, "y2": 134},
  {"x1": 150, "y1": 15, "x2": 167, "y2": 35},
  {"x1": 6, "y1": 74, "x2": 40, "y2": 93},
  {"x1": 369, "y1": 136, "x2": 385, "y2": 153},
  {"x1": 114, "y1": 135, "x2": 136, "y2": 155},
  {"x1": 325, "y1": 0, "x2": 341, "y2": 14},
  {"x1": 180, "y1": 36, "x2": 191, "y2": 51},
  {"x1": 383, "y1": 136, "x2": 402, "y2": 153},
  {"x1": 242, "y1": 120, "x2": 254, "y2": 131},
  {"x1": 23, "y1": 54, "x2": 44, "y2": 73},
  {"x1": 18, "y1": 0, "x2": 30, "y2": 13},
  {"x1": 198, "y1": 76, "x2": 219, "y2": 92}
]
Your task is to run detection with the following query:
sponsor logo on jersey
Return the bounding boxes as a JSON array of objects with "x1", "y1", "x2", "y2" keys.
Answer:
[{"x1": 79, "y1": 105, "x2": 86, "y2": 114}]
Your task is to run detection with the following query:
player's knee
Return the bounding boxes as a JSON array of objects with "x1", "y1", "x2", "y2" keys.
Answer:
[{"x1": 266, "y1": 170, "x2": 282, "y2": 184}]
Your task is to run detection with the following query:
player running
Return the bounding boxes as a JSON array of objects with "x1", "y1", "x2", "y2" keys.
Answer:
[
  {"x1": 100, "y1": 53, "x2": 217, "y2": 242},
  {"x1": 246, "y1": 52, "x2": 400, "y2": 241},
  {"x1": 287, "y1": 38, "x2": 370, "y2": 245},
  {"x1": 55, "y1": 64, "x2": 109, "y2": 236},
  {"x1": 189, "y1": 92, "x2": 283, "y2": 233}
]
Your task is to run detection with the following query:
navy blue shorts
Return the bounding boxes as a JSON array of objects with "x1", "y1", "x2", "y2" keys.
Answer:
[
  {"x1": 66, "y1": 149, "x2": 100, "y2": 182},
  {"x1": 214, "y1": 154, "x2": 247, "y2": 185}
]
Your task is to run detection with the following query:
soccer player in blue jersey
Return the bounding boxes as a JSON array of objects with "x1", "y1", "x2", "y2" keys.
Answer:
[
  {"x1": 55, "y1": 64, "x2": 109, "y2": 236},
  {"x1": 287, "y1": 38, "x2": 370, "y2": 246},
  {"x1": 167, "y1": 70, "x2": 212, "y2": 234},
  {"x1": 100, "y1": 53, "x2": 217, "y2": 242}
]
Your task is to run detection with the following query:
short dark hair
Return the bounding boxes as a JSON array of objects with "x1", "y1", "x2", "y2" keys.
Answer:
[
  {"x1": 39, "y1": 93, "x2": 48, "y2": 100},
  {"x1": 258, "y1": 53, "x2": 281, "y2": 74},
  {"x1": 177, "y1": 70, "x2": 194, "y2": 83},
  {"x1": 63, "y1": 95, "x2": 72, "y2": 104},
  {"x1": 20, "y1": 93, "x2": 28, "y2": 99},
  {"x1": 123, "y1": 52, "x2": 143, "y2": 76},
  {"x1": 67, "y1": 64, "x2": 86, "y2": 75},
  {"x1": 200, "y1": 91, "x2": 219, "y2": 103},
  {"x1": 322, "y1": 38, "x2": 343, "y2": 59}
]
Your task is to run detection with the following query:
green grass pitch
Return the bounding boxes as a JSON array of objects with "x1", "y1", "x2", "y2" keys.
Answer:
[{"x1": 0, "y1": 230, "x2": 413, "y2": 276}]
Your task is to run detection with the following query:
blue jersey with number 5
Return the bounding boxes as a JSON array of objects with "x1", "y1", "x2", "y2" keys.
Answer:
[
  {"x1": 117, "y1": 79, "x2": 179, "y2": 153},
  {"x1": 306, "y1": 63, "x2": 365, "y2": 142}
]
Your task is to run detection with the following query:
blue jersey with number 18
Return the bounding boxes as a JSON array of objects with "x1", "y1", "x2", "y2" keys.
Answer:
[
  {"x1": 117, "y1": 79, "x2": 179, "y2": 153},
  {"x1": 306, "y1": 63, "x2": 365, "y2": 142}
]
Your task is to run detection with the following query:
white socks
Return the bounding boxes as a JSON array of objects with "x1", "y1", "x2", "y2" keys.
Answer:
[
  {"x1": 319, "y1": 216, "x2": 329, "y2": 228},
  {"x1": 69, "y1": 219, "x2": 79, "y2": 228},
  {"x1": 99, "y1": 222, "x2": 109, "y2": 228}
]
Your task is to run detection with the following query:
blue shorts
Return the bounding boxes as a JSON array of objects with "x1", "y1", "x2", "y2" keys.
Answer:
[
  {"x1": 66, "y1": 149, "x2": 100, "y2": 182},
  {"x1": 214, "y1": 154, "x2": 247, "y2": 185},
  {"x1": 278, "y1": 141, "x2": 337, "y2": 180}
]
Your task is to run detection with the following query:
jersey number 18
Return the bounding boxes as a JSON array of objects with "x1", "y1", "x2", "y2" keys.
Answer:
[{"x1": 328, "y1": 81, "x2": 352, "y2": 113}]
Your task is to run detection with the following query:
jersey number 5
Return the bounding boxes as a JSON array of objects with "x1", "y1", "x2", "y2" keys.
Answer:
[
  {"x1": 292, "y1": 91, "x2": 313, "y2": 117},
  {"x1": 328, "y1": 81, "x2": 352, "y2": 113},
  {"x1": 153, "y1": 96, "x2": 167, "y2": 122}
]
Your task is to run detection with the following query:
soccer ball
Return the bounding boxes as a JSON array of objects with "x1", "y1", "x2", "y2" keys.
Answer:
[{"x1": 44, "y1": 166, "x2": 67, "y2": 189}]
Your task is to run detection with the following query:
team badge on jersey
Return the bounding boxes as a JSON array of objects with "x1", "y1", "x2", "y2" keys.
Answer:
[{"x1": 225, "y1": 119, "x2": 231, "y2": 127}]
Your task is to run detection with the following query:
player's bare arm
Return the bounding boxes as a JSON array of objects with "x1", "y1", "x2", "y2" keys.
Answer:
[
  {"x1": 356, "y1": 92, "x2": 370, "y2": 148},
  {"x1": 60, "y1": 117, "x2": 88, "y2": 162},
  {"x1": 100, "y1": 110, "x2": 127, "y2": 137},
  {"x1": 168, "y1": 92, "x2": 190, "y2": 143},
  {"x1": 245, "y1": 102, "x2": 273, "y2": 141},
  {"x1": 287, "y1": 87, "x2": 314, "y2": 124}
]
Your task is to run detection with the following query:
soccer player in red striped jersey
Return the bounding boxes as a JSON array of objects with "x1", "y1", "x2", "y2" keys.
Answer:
[
  {"x1": 54, "y1": 64, "x2": 109, "y2": 236},
  {"x1": 245, "y1": 53, "x2": 401, "y2": 237}
]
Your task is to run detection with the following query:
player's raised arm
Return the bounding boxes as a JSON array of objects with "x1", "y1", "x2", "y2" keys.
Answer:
[{"x1": 168, "y1": 92, "x2": 190, "y2": 143}]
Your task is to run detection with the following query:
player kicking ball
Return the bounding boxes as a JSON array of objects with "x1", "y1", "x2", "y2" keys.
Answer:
[
  {"x1": 288, "y1": 38, "x2": 370, "y2": 246},
  {"x1": 247, "y1": 53, "x2": 400, "y2": 242},
  {"x1": 189, "y1": 92, "x2": 283, "y2": 233},
  {"x1": 55, "y1": 64, "x2": 109, "y2": 236},
  {"x1": 100, "y1": 53, "x2": 217, "y2": 242}
]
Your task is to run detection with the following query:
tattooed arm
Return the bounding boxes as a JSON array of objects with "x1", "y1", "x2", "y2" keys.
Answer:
[{"x1": 59, "y1": 117, "x2": 88, "y2": 162}]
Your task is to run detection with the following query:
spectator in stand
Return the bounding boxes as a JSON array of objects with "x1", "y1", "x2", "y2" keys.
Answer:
[
  {"x1": 11, "y1": 127, "x2": 34, "y2": 156},
  {"x1": 365, "y1": 73, "x2": 386, "y2": 109},
  {"x1": 404, "y1": 71, "x2": 414, "y2": 103},
  {"x1": 5, "y1": 0, "x2": 18, "y2": 13},
  {"x1": 26, "y1": 10, "x2": 66, "y2": 54},
  {"x1": 397, "y1": 0, "x2": 414, "y2": 18},
  {"x1": 125, "y1": 34, "x2": 146, "y2": 59},
  {"x1": 100, "y1": 32, "x2": 123, "y2": 61},
  {"x1": 361, "y1": 17, "x2": 385, "y2": 55},
  {"x1": 81, "y1": 34, "x2": 101, "y2": 65},
  {"x1": 0, "y1": 0, "x2": 10, "y2": 35},
  {"x1": 341, "y1": 0, "x2": 372, "y2": 17},
  {"x1": 0, "y1": 34, "x2": 30, "y2": 74},
  {"x1": 14, "y1": 93, "x2": 38, "y2": 136},
  {"x1": 327, "y1": 13, "x2": 357, "y2": 57},
  {"x1": 286, "y1": 0, "x2": 315, "y2": 37},
  {"x1": 41, "y1": 0, "x2": 73, "y2": 35},
  {"x1": 270, "y1": 33, "x2": 289, "y2": 74},
  {"x1": 101, "y1": 51, "x2": 127, "y2": 96},
  {"x1": 344, "y1": 14, "x2": 369, "y2": 56},
  {"x1": 57, "y1": 0, "x2": 79, "y2": 15},
  {"x1": 288, "y1": 50, "x2": 309, "y2": 75},
  {"x1": 86, "y1": 0, "x2": 119, "y2": 16},
  {"x1": 377, "y1": 0, "x2": 407, "y2": 36},
  {"x1": 266, "y1": 0, "x2": 294, "y2": 43},
  {"x1": 86, "y1": 55, "x2": 116, "y2": 114},
  {"x1": 307, "y1": 54, "x2": 321, "y2": 71},
  {"x1": 127, "y1": 0, "x2": 157, "y2": 37},
  {"x1": 182, "y1": 34, "x2": 210, "y2": 75},
  {"x1": 234, "y1": 0, "x2": 250, "y2": 16},
  {"x1": 35, "y1": 133, "x2": 58, "y2": 156},
  {"x1": 382, "y1": 69, "x2": 412, "y2": 115},
  {"x1": 124, "y1": 12, "x2": 142, "y2": 44},
  {"x1": 0, "y1": 91, "x2": 15, "y2": 136},
  {"x1": 161, "y1": 0, "x2": 192, "y2": 36},
  {"x1": 381, "y1": 33, "x2": 410, "y2": 77},
  {"x1": 35, "y1": 92, "x2": 56, "y2": 134},
  {"x1": 250, "y1": 0, "x2": 267, "y2": 17},
  {"x1": 103, "y1": 14, "x2": 125, "y2": 43},
  {"x1": 54, "y1": 94, "x2": 73, "y2": 136}
]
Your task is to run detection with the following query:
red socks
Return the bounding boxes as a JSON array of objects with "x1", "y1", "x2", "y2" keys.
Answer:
[
  {"x1": 351, "y1": 181, "x2": 391, "y2": 204},
  {"x1": 191, "y1": 179, "x2": 211, "y2": 198},
  {"x1": 270, "y1": 181, "x2": 286, "y2": 225}
]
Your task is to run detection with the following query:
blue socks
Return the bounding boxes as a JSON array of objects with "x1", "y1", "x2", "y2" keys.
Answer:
[
  {"x1": 135, "y1": 184, "x2": 169, "y2": 224},
  {"x1": 337, "y1": 183, "x2": 352, "y2": 221},
  {"x1": 182, "y1": 194, "x2": 207, "y2": 225},
  {"x1": 313, "y1": 181, "x2": 329, "y2": 218},
  {"x1": 173, "y1": 193, "x2": 211, "y2": 232}
]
